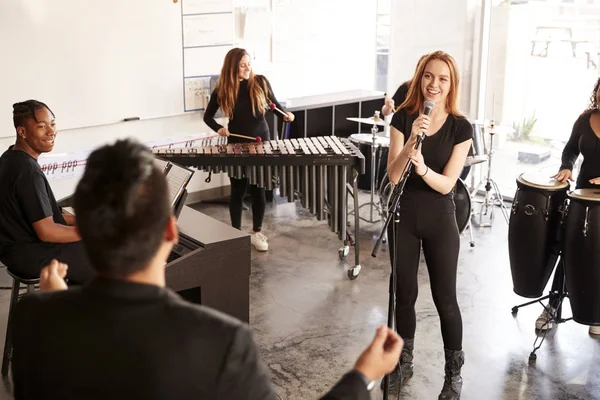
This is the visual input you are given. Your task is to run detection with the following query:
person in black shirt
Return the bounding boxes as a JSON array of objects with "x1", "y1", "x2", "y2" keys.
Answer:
[
  {"x1": 536, "y1": 77, "x2": 600, "y2": 335},
  {"x1": 382, "y1": 82, "x2": 409, "y2": 117},
  {"x1": 12, "y1": 138, "x2": 404, "y2": 400},
  {"x1": 381, "y1": 54, "x2": 428, "y2": 117},
  {"x1": 385, "y1": 51, "x2": 473, "y2": 400},
  {"x1": 0, "y1": 100, "x2": 94, "y2": 283},
  {"x1": 204, "y1": 48, "x2": 294, "y2": 252}
]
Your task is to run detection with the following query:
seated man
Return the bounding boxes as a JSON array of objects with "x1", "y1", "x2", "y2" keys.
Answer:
[
  {"x1": 0, "y1": 100, "x2": 93, "y2": 283},
  {"x1": 12, "y1": 139, "x2": 403, "y2": 399}
]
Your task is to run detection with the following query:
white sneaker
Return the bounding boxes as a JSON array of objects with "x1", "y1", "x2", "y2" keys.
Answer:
[
  {"x1": 535, "y1": 306, "x2": 556, "y2": 331},
  {"x1": 251, "y1": 232, "x2": 268, "y2": 252},
  {"x1": 589, "y1": 326, "x2": 600, "y2": 335}
]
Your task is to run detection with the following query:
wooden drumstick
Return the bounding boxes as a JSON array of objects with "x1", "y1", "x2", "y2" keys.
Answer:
[
  {"x1": 269, "y1": 103, "x2": 287, "y2": 117},
  {"x1": 384, "y1": 93, "x2": 401, "y2": 114},
  {"x1": 228, "y1": 133, "x2": 262, "y2": 142}
]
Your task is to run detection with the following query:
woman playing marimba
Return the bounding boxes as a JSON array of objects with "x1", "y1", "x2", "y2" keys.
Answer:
[{"x1": 204, "y1": 48, "x2": 294, "y2": 251}]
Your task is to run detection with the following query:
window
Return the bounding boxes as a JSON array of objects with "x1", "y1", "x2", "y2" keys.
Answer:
[
  {"x1": 375, "y1": 0, "x2": 391, "y2": 92},
  {"x1": 480, "y1": 0, "x2": 600, "y2": 198}
]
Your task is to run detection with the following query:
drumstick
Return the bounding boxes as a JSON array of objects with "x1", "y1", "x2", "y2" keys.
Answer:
[
  {"x1": 269, "y1": 103, "x2": 287, "y2": 117},
  {"x1": 228, "y1": 133, "x2": 262, "y2": 142},
  {"x1": 384, "y1": 93, "x2": 401, "y2": 114}
]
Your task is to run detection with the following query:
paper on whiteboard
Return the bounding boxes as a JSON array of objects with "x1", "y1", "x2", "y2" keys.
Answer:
[
  {"x1": 38, "y1": 150, "x2": 91, "y2": 182},
  {"x1": 184, "y1": 76, "x2": 214, "y2": 111},
  {"x1": 242, "y1": 8, "x2": 271, "y2": 40},
  {"x1": 182, "y1": 0, "x2": 233, "y2": 15},
  {"x1": 183, "y1": 14, "x2": 233, "y2": 47},
  {"x1": 184, "y1": 46, "x2": 232, "y2": 77}
]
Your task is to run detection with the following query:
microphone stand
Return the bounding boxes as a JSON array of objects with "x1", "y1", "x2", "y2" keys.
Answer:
[{"x1": 372, "y1": 133, "x2": 425, "y2": 399}]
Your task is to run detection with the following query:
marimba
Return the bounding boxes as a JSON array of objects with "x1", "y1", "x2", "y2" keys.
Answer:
[{"x1": 153, "y1": 136, "x2": 366, "y2": 279}]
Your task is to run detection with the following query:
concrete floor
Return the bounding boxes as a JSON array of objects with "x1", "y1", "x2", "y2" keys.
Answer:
[
  {"x1": 192, "y1": 193, "x2": 600, "y2": 400},
  {"x1": 0, "y1": 191, "x2": 598, "y2": 399}
]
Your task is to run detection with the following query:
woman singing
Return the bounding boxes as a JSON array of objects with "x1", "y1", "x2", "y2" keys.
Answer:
[
  {"x1": 536, "y1": 77, "x2": 600, "y2": 335},
  {"x1": 385, "y1": 51, "x2": 472, "y2": 400},
  {"x1": 204, "y1": 48, "x2": 294, "y2": 251}
]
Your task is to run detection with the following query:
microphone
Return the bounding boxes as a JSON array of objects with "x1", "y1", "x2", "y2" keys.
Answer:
[
  {"x1": 269, "y1": 103, "x2": 287, "y2": 117},
  {"x1": 414, "y1": 100, "x2": 435, "y2": 149}
]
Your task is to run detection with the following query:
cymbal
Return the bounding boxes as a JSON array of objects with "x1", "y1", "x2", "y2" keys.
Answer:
[
  {"x1": 464, "y1": 155, "x2": 488, "y2": 167},
  {"x1": 346, "y1": 117, "x2": 387, "y2": 126}
]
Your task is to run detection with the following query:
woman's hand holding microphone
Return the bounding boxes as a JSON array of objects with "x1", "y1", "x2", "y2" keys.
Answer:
[{"x1": 405, "y1": 115, "x2": 430, "y2": 177}]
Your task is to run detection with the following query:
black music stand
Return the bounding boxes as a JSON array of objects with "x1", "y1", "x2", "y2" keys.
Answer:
[{"x1": 510, "y1": 257, "x2": 571, "y2": 361}]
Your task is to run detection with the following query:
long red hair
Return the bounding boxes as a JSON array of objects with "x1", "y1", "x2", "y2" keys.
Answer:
[
  {"x1": 216, "y1": 48, "x2": 269, "y2": 119},
  {"x1": 400, "y1": 51, "x2": 463, "y2": 117}
]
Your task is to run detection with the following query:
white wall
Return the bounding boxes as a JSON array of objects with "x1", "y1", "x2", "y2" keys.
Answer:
[{"x1": 388, "y1": 0, "x2": 481, "y2": 117}]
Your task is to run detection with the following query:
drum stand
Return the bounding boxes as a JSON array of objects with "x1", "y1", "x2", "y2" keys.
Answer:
[
  {"x1": 357, "y1": 112, "x2": 385, "y2": 224},
  {"x1": 511, "y1": 256, "x2": 571, "y2": 362},
  {"x1": 470, "y1": 126, "x2": 510, "y2": 227}
]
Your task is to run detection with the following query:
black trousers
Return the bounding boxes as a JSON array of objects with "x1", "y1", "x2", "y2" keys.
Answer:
[
  {"x1": 0, "y1": 241, "x2": 94, "y2": 284},
  {"x1": 388, "y1": 194, "x2": 463, "y2": 350},
  {"x1": 229, "y1": 177, "x2": 266, "y2": 232}
]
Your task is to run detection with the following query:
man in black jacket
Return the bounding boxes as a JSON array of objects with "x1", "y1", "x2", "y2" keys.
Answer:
[{"x1": 11, "y1": 139, "x2": 402, "y2": 400}]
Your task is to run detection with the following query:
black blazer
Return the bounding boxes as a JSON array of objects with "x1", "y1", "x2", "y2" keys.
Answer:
[{"x1": 12, "y1": 278, "x2": 370, "y2": 400}]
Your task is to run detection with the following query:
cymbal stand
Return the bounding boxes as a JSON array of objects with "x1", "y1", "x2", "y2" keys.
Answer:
[
  {"x1": 470, "y1": 122, "x2": 510, "y2": 226},
  {"x1": 357, "y1": 111, "x2": 384, "y2": 223}
]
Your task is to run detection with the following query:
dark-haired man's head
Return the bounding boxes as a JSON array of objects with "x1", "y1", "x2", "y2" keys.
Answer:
[
  {"x1": 73, "y1": 139, "x2": 177, "y2": 284},
  {"x1": 12, "y1": 100, "x2": 57, "y2": 159}
]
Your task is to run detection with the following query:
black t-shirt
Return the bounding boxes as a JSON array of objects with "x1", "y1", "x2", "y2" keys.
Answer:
[
  {"x1": 0, "y1": 146, "x2": 66, "y2": 254},
  {"x1": 390, "y1": 109, "x2": 473, "y2": 198},
  {"x1": 391, "y1": 82, "x2": 410, "y2": 107},
  {"x1": 203, "y1": 75, "x2": 285, "y2": 143},
  {"x1": 559, "y1": 112, "x2": 600, "y2": 189}
]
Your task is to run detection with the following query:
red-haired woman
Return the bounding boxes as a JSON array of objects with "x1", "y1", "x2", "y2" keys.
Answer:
[
  {"x1": 385, "y1": 51, "x2": 472, "y2": 400},
  {"x1": 204, "y1": 48, "x2": 294, "y2": 251}
]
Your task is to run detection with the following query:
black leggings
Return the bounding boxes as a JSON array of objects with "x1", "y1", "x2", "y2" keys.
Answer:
[
  {"x1": 229, "y1": 177, "x2": 266, "y2": 232},
  {"x1": 388, "y1": 195, "x2": 463, "y2": 350}
]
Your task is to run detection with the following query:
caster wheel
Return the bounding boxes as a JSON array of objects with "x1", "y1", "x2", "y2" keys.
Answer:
[
  {"x1": 338, "y1": 246, "x2": 350, "y2": 260},
  {"x1": 347, "y1": 265, "x2": 361, "y2": 280},
  {"x1": 529, "y1": 352, "x2": 537, "y2": 362},
  {"x1": 470, "y1": 242, "x2": 475, "y2": 248},
  {"x1": 512, "y1": 307, "x2": 518, "y2": 315}
]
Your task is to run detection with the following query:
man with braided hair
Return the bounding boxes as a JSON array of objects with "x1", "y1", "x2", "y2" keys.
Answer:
[{"x1": 0, "y1": 100, "x2": 94, "y2": 283}]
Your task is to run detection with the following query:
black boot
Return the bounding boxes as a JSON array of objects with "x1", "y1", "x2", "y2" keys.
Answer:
[
  {"x1": 438, "y1": 348, "x2": 464, "y2": 400},
  {"x1": 381, "y1": 338, "x2": 414, "y2": 391}
]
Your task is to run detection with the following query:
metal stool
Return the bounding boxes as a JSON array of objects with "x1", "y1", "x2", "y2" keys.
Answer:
[{"x1": 1, "y1": 269, "x2": 39, "y2": 376}]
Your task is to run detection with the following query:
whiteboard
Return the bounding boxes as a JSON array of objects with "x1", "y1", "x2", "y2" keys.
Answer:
[{"x1": 0, "y1": 0, "x2": 185, "y2": 136}]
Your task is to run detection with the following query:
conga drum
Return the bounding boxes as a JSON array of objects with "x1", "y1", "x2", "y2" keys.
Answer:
[
  {"x1": 563, "y1": 189, "x2": 600, "y2": 325},
  {"x1": 508, "y1": 173, "x2": 568, "y2": 298}
]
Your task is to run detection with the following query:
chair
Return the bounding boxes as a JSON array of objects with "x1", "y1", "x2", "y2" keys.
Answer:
[{"x1": 1, "y1": 268, "x2": 39, "y2": 376}]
